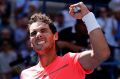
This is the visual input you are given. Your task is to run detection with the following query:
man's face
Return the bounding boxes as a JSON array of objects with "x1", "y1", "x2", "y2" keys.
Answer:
[{"x1": 29, "y1": 22, "x2": 58, "y2": 54}]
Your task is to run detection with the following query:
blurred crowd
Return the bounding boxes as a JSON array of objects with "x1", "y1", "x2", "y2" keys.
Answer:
[{"x1": 0, "y1": 0, "x2": 120, "y2": 79}]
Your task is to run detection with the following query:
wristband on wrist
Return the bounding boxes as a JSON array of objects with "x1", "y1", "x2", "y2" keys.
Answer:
[{"x1": 82, "y1": 12, "x2": 101, "y2": 34}]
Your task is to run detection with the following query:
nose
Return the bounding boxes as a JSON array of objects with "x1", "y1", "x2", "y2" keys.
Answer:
[{"x1": 36, "y1": 32, "x2": 42, "y2": 39}]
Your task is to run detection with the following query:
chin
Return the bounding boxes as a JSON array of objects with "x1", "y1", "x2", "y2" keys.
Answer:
[{"x1": 35, "y1": 48, "x2": 48, "y2": 55}]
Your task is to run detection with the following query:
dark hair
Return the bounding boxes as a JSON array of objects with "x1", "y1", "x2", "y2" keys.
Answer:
[{"x1": 28, "y1": 13, "x2": 57, "y2": 34}]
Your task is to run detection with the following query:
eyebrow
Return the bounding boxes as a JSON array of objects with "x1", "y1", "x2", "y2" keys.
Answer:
[
  {"x1": 40, "y1": 27, "x2": 48, "y2": 31},
  {"x1": 30, "y1": 27, "x2": 49, "y2": 34},
  {"x1": 31, "y1": 26, "x2": 48, "y2": 31}
]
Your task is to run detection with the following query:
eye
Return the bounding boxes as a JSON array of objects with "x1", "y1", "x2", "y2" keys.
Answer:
[
  {"x1": 41, "y1": 28, "x2": 48, "y2": 33},
  {"x1": 30, "y1": 31, "x2": 37, "y2": 36}
]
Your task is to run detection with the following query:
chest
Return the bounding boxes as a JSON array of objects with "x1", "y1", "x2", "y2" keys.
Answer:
[{"x1": 32, "y1": 64, "x2": 85, "y2": 79}]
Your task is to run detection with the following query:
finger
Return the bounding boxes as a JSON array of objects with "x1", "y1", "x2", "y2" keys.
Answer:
[
  {"x1": 69, "y1": 2, "x2": 84, "y2": 13},
  {"x1": 69, "y1": 2, "x2": 83, "y2": 8},
  {"x1": 74, "y1": 2, "x2": 87, "y2": 10},
  {"x1": 78, "y1": 2, "x2": 88, "y2": 10},
  {"x1": 69, "y1": 8, "x2": 74, "y2": 16}
]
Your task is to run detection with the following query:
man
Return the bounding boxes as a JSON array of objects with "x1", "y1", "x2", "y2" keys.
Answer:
[{"x1": 21, "y1": 2, "x2": 110, "y2": 79}]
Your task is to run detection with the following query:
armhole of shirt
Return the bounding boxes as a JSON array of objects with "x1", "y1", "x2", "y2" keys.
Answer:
[{"x1": 64, "y1": 52, "x2": 93, "y2": 74}]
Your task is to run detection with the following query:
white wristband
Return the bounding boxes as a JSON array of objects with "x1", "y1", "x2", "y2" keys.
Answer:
[{"x1": 82, "y1": 12, "x2": 100, "y2": 34}]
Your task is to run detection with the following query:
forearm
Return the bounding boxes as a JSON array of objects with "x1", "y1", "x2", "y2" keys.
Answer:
[
  {"x1": 89, "y1": 28, "x2": 110, "y2": 61},
  {"x1": 81, "y1": 12, "x2": 110, "y2": 60},
  {"x1": 79, "y1": 12, "x2": 110, "y2": 70},
  {"x1": 83, "y1": 12, "x2": 110, "y2": 61}
]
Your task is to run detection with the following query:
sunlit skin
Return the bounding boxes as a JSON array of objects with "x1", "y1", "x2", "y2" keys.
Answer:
[{"x1": 29, "y1": 22, "x2": 58, "y2": 67}]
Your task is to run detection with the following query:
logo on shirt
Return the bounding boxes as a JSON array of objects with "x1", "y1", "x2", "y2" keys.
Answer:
[{"x1": 36, "y1": 64, "x2": 69, "y2": 79}]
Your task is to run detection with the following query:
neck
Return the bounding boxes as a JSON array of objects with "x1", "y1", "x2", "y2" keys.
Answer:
[{"x1": 38, "y1": 47, "x2": 57, "y2": 68}]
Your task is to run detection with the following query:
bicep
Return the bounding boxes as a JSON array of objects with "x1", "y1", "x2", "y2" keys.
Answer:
[{"x1": 78, "y1": 50, "x2": 103, "y2": 70}]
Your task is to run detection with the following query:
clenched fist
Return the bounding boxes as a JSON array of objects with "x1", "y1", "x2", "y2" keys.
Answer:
[{"x1": 69, "y1": 2, "x2": 90, "y2": 19}]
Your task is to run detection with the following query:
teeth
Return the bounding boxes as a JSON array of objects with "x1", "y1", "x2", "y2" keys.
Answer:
[{"x1": 37, "y1": 41, "x2": 45, "y2": 44}]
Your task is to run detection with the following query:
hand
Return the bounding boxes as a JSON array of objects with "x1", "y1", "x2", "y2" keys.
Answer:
[{"x1": 69, "y1": 2, "x2": 90, "y2": 19}]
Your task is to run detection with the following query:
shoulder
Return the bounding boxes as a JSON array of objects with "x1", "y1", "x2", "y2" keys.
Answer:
[
  {"x1": 63, "y1": 52, "x2": 80, "y2": 58},
  {"x1": 63, "y1": 52, "x2": 80, "y2": 63},
  {"x1": 20, "y1": 65, "x2": 37, "y2": 79},
  {"x1": 21, "y1": 66, "x2": 35, "y2": 74},
  {"x1": 63, "y1": 52, "x2": 93, "y2": 73}
]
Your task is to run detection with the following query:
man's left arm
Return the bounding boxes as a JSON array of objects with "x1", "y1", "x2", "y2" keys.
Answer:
[
  {"x1": 69, "y1": 2, "x2": 110, "y2": 70},
  {"x1": 78, "y1": 28, "x2": 110, "y2": 70}
]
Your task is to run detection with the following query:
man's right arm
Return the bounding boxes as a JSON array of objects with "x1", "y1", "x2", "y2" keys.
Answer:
[{"x1": 20, "y1": 70, "x2": 30, "y2": 79}]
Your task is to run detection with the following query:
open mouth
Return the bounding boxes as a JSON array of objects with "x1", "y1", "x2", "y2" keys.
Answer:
[
  {"x1": 37, "y1": 41, "x2": 45, "y2": 45},
  {"x1": 34, "y1": 41, "x2": 46, "y2": 50}
]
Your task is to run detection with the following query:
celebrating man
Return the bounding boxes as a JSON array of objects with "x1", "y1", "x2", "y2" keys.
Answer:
[{"x1": 21, "y1": 2, "x2": 110, "y2": 79}]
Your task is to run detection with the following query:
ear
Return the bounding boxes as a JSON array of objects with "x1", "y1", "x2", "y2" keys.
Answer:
[
  {"x1": 29, "y1": 39, "x2": 33, "y2": 47},
  {"x1": 31, "y1": 43, "x2": 33, "y2": 47},
  {"x1": 54, "y1": 32, "x2": 58, "y2": 40}
]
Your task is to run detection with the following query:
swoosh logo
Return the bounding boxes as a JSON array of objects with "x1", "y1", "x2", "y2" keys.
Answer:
[{"x1": 36, "y1": 64, "x2": 69, "y2": 79}]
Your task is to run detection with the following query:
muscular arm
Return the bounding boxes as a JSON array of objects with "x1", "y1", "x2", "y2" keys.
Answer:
[
  {"x1": 79, "y1": 28, "x2": 110, "y2": 70},
  {"x1": 69, "y1": 2, "x2": 110, "y2": 70}
]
